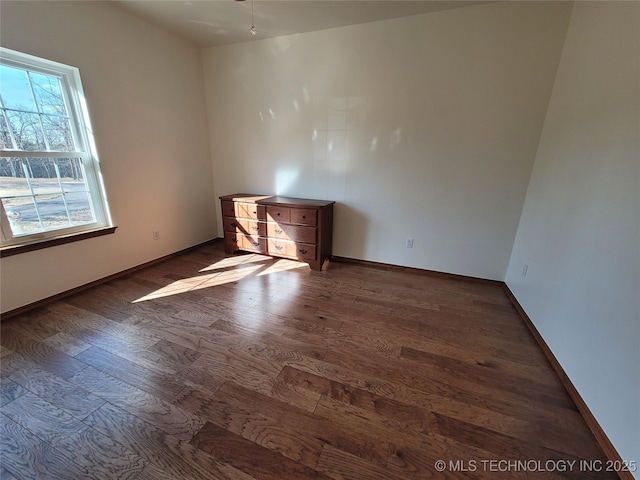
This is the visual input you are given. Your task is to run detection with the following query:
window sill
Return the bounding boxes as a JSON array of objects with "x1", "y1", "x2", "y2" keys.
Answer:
[{"x1": 0, "y1": 226, "x2": 117, "y2": 258}]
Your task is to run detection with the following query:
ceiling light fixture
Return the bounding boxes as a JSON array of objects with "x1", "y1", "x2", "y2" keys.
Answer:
[
  {"x1": 235, "y1": 0, "x2": 256, "y2": 36},
  {"x1": 250, "y1": 0, "x2": 257, "y2": 36}
]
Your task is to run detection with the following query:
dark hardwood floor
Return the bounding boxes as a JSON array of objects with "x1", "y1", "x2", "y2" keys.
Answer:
[{"x1": 1, "y1": 242, "x2": 616, "y2": 479}]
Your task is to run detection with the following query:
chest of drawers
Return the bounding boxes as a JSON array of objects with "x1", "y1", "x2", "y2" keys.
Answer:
[{"x1": 220, "y1": 194, "x2": 335, "y2": 271}]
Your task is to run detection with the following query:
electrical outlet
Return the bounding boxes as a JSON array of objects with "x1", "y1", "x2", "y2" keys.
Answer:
[
  {"x1": 522, "y1": 264, "x2": 528, "y2": 277},
  {"x1": 153, "y1": 230, "x2": 160, "y2": 241},
  {"x1": 406, "y1": 238, "x2": 414, "y2": 248}
]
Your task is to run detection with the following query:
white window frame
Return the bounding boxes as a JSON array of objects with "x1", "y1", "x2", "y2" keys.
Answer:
[{"x1": 0, "y1": 47, "x2": 112, "y2": 250}]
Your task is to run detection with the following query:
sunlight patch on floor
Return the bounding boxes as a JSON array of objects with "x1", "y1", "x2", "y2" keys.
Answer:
[
  {"x1": 132, "y1": 256, "x2": 308, "y2": 303},
  {"x1": 257, "y1": 258, "x2": 308, "y2": 276},
  {"x1": 132, "y1": 264, "x2": 264, "y2": 303},
  {"x1": 199, "y1": 253, "x2": 272, "y2": 272}
]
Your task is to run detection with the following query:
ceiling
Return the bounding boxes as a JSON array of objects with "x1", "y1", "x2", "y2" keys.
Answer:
[{"x1": 111, "y1": 0, "x2": 485, "y2": 47}]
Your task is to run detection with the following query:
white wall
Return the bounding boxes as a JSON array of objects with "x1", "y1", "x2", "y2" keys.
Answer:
[
  {"x1": 202, "y1": 2, "x2": 572, "y2": 280},
  {"x1": 0, "y1": 1, "x2": 216, "y2": 313},
  {"x1": 506, "y1": 2, "x2": 640, "y2": 470}
]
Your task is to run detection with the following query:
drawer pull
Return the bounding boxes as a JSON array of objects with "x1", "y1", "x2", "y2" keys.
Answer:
[
  {"x1": 253, "y1": 211, "x2": 257, "y2": 215},
  {"x1": 232, "y1": 238, "x2": 238, "y2": 244},
  {"x1": 299, "y1": 249, "x2": 308, "y2": 255},
  {"x1": 231, "y1": 222, "x2": 238, "y2": 227},
  {"x1": 251, "y1": 226, "x2": 259, "y2": 231},
  {"x1": 252, "y1": 241, "x2": 260, "y2": 247},
  {"x1": 275, "y1": 229, "x2": 283, "y2": 234},
  {"x1": 275, "y1": 245, "x2": 283, "y2": 251},
  {"x1": 277, "y1": 212, "x2": 281, "y2": 216},
  {"x1": 302, "y1": 215, "x2": 306, "y2": 219}
]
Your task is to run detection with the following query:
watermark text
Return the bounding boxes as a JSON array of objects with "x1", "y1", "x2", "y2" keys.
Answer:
[{"x1": 433, "y1": 459, "x2": 637, "y2": 473}]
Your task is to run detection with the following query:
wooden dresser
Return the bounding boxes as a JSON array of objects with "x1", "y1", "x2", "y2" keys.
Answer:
[{"x1": 220, "y1": 194, "x2": 335, "y2": 271}]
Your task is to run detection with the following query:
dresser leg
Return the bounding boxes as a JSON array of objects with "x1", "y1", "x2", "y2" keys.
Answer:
[{"x1": 309, "y1": 258, "x2": 328, "y2": 271}]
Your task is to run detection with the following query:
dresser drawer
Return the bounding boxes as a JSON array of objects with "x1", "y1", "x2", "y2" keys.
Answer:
[
  {"x1": 225, "y1": 234, "x2": 240, "y2": 253},
  {"x1": 222, "y1": 200, "x2": 265, "y2": 219},
  {"x1": 267, "y1": 238, "x2": 289, "y2": 257},
  {"x1": 291, "y1": 242, "x2": 316, "y2": 261},
  {"x1": 267, "y1": 239, "x2": 316, "y2": 261},
  {"x1": 267, "y1": 205, "x2": 290, "y2": 223},
  {"x1": 224, "y1": 217, "x2": 266, "y2": 236},
  {"x1": 223, "y1": 216, "x2": 238, "y2": 232},
  {"x1": 226, "y1": 232, "x2": 267, "y2": 254},
  {"x1": 221, "y1": 200, "x2": 236, "y2": 218},
  {"x1": 290, "y1": 208, "x2": 317, "y2": 226},
  {"x1": 244, "y1": 220, "x2": 265, "y2": 236},
  {"x1": 238, "y1": 233, "x2": 267, "y2": 253},
  {"x1": 267, "y1": 222, "x2": 316, "y2": 244},
  {"x1": 238, "y1": 203, "x2": 265, "y2": 220}
]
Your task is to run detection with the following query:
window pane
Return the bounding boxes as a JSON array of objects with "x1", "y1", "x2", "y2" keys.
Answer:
[
  {"x1": 30, "y1": 72, "x2": 66, "y2": 116},
  {"x1": 42, "y1": 114, "x2": 74, "y2": 151},
  {"x1": 55, "y1": 157, "x2": 83, "y2": 180},
  {"x1": 66, "y1": 190, "x2": 95, "y2": 225},
  {"x1": 34, "y1": 193, "x2": 72, "y2": 230},
  {"x1": 33, "y1": 187, "x2": 95, "y2": 230},
  {"x1": 26, "y1": 157, "x2": 95, "y2": 228},
  {"x1": 1, "y1": 156, "x2": 96, "y2": 236},
  {"x1": 0, "y1": 65, "x2": 37, "y2": 112},
  {"x1": 6, "y1": 110, "x2": 46, "y2": 150},
  {"x1": 1, "y1": 196, "x2": 41, "y2": 235},
  {"x1": 0, "y1": 115, "x2": 13, "y2": 149},
  {"x1": 1, "y1": 159, "x2": 42, "y2": 235},
  {"x1": 0, "y1": 167, "x2": 28, "y2": 198},
  {"x1": 26, "y1": 158, "x2": 59, "y2": 192},
  {"x1": 0, "y1": 157, "x2": 21, "y2": 178},
  {"x1": 58, "y1": 157, "x2": 95, "y2": 226}
]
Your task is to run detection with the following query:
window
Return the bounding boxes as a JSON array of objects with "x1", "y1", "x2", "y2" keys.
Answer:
[{"x1": 0, "y1": 48, "x2": 112, "y2": 252}]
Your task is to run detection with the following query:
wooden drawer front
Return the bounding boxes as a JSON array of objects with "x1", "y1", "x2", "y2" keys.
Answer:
[
  {"x1": 227, "y1": 232, "x2": 267, "y2": 254},
  {"x1": 237, "y1": 203, "x2": 265, "y2": 220},
  {"x1": 221, "y1": 201, "x2": 236, "y2": 218},
  {"x1": 290, "y1": 208, "x2": 317, "y2": 226},
  {"x1": 224, "y1": 217, "x2": 265, "y2": 236},
  {"x1": 238, "y1": 234, "x2": 267, "y2": 253},
  {"x1": 267, "y1": 239, "x2": 316, "y2": 261},
  {"x1": 244, "y1": 220, "x2": 265, "y2": 236},
  {"x1": 223, "y1": 201, "x2": 264, "y2": 219},
  {"x1": 224, "y1": 232, "x2": 242, "y2": 252},
  {"x1": 267, "y1": 222, "x2": 316, "y2": 244},
  {"x1": 223, "y1": 216, "x2": 241, "y2": 233},
  {"x1": 291, "y1": 242, "x2": 316, "y2": 261},
  {"x1": 267, "y1": 238, "x2": 289, "y2": 257},
  {"x1": 225, "y1": 233, "x2": 240, "y2": 253},
  {"x1": 267, "y1": 206, "x2": 290, "y2": 223}
]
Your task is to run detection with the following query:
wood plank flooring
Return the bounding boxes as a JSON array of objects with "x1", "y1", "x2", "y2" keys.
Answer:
[{"x1": 1, "y1": 242, "x2": 617, "y2": 479}]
